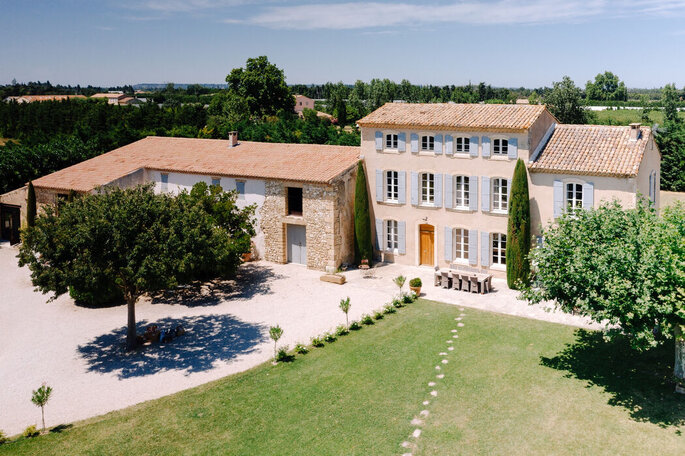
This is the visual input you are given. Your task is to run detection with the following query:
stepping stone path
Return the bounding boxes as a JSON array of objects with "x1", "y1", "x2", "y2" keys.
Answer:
[
  {"x1": 411, "y1": 418, "x2": 424, "y2": 426},
  {"x1": 441, "y1": 359, "x2": 448, "y2": 364},
  {"x1": 423, "y1": 400, "x2": 430, "y2": 405},
  {"x1": 453, "y1": 335, "x2": 459, "y2": 338},
  {"x1": 451, "y1": 329, "x2": 458, "y2": 333},
  {"x1": 420, "y1": 410, "x2": 430, "y2": 417},
  {"x1": 446, "y1": 340, "x2": 453, "y2": 344},
  {"x1": 448, "y1": 346, "x2": 454, "y2": 351},
  {"x1": 439, "y1": 352, "x2": 448, "y2": 356},
  {"x1": 435, "y1": 365, "x2": 441, "y2": 370},
  {"x1": 436, "y1": 374, "x2": 444, "y2": 379},
  {"x1": 412, "y1": 429, "x2": 422, "y2": 438},
  {"x1": 456, "y1": 317, "x2": 462, "y2": 321},
  {"x1": 430, "y1": 390, "x2": 438, "y2": 397},
  {"x1": 428, "y1": 382, "x2": 436, "y2": 387},
  {"x1": 457, "y1": 323, "x2": 464, "y2": 327}
]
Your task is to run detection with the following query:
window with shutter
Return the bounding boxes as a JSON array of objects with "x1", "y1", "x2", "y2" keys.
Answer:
[
  {"x1": 385, "y1": 134, "x2": 398, "y2": 149},
  {"x1": 453, "y1": 228, "x2": 469, "y2": 263},
  {"x1": 492, "y1": 178, "x2": 508, "y2": 213},
  {"x1": 492, "y1": 233, "x2": 506, "y2": 266},
  {"x1": 420, "y1": 173, "x2": 435, "y2": 205},
  {"x1": 454, "y1": 175, "x2": 470, "y2": 209},
  {"x1": 455, "y1": 137, "x2": 470, "y2": 154},
  {"x1": 421, "y1": 135, "x2": 435, "y2": 151},
  {"x1": 493, "y1": 139, "x2": 508, "y2": 156}
]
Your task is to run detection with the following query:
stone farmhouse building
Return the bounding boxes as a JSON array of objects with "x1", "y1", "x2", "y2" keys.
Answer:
[
  {"x1": 357, "y1": 103, "x2": 661, "y2": 277},
  {"x1": 0, "y1": 134, "x2": 358, "y2": 271},
  {"x1": 0, "y1": 103, "x2": 661, "y2": 279}
]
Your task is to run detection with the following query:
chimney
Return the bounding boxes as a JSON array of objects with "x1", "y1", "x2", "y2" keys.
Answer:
[
  {"x1": 629, "y1": 123, "x2": 641, "y2": 141},
  {"x1": 228, "y1": 131, "x2": 238, "y2": 147}
]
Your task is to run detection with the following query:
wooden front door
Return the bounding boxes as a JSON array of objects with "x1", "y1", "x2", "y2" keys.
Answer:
[
  {"x1": 419, "y1": 224, "x2": 434, "y2": 265},
  {"x1": 0, "y1": 205, "x2": 21, "y2": 245},
  {"x1": 286, "y1": 224, "x2": 307, "y2": 265}
]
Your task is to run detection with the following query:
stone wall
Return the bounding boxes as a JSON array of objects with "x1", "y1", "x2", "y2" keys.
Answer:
[{"x1": 261, "y1": 181, "x2": 288, "y2": 264}]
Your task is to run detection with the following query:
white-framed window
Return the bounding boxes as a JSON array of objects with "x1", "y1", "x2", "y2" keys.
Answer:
[
  {"x1": 492, "y1": 233, "x2": 506, "y2": 265},
  {"x1": 566, "y1": 182, "x2": 583, "y2": 214},
  {"x1": 236, "y1": 180, "x2": 246, "y2": 199},
  {"x1": 385, "y1": 219, "x2": 398, "y2": 252},
  {"x1": 421, "y1": 135, "x2": 435, "y2": 151},
  {"x1": 385, "y1": 133, "x2": 398, "y2": 149},
  {"x1": 455, "y1": 137, "x2": 470, "y2": 154},
  {"x1": 421, "y1": 172, "x2": 435, "y2": 205},
  {"x1": 492, "y1": 178, "x2": 508, "y2": 212},
  {"x1": 453, "y1": 228, "x2": 469, "y2": 262},
  {"x1": 493, "y1": 138, "x2": 508, "y2": 156},
  {"x1": 385, "y1": 170, "x2": 399, "y2": 202},
  {"x1": 454, "y1": 175, "x2": 470, "y2": 209},
  {"x1": 161, "y1": 173, "x2": 169, "y2": 193}
]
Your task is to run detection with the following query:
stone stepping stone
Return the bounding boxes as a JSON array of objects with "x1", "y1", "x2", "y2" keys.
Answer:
[
  {"x1": 456, "y1": 317, "x2": 462, "y2": 321},
  {"x1": 448, "y1": 346, "x2": 454, "y2": 351},
  {"x1": 460, "y1": 313, "x2": 466, "y2": 316},
  {"x1": 402, "y1": 453, "x2": 413, "y2": 456},
  {"x1": 459, "y1": 307, "x2": 464, "y2": 311},
  {"x1": 412, "y1": 429, "x2": 422, "y2": 439},
  {"x1": 430, "y1": 390, "x2": 438, "y2": 397},
  {"x1": 457, "y1": 323, "x2": 465, "y2": 327},
  {"x1": 451, "y1": 329, "x2": 458, "y2": 333},
  {"x1": 428, "y1": 381, "x2": 436, "y2": 387},
  {"x1": 441, "y1": 359, "x2": 448, "y2": 364},
  {"x1": 423, "y1": 400, "x2": 430, "y2": 405},
  {"x1": 439, "y1": 352, "x2": 448, "y2": 356},
  {"x1": 401, "y1": 441, "x2": 412, "y2": 448},
  {"x1": 446, "y1": 340, "x2": 453, "y2": 344},
  {"x1": 411, "y1": 418, "x2": 424, "y2": 426},
  {"x1": 453, "y1": 335, "x2": 459, "y2": 339},
  {"x1": 420, "y1": 410, "x2": 430, "y2": 416},
  {"x1": 436, "y1": 374, "x2": 445, "y2": 379},
  {"x1": 435, "y1": 365, "x2": 441, "y2": 370}
]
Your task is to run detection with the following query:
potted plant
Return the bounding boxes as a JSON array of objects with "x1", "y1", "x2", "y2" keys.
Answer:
[{"x1": 409, "y1": 277, "x2": 422, "y2": 295}]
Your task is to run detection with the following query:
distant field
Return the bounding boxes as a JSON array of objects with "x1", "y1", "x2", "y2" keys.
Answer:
[{"x1": 591, "y1": 109, "x2": 685, "y2": 126}]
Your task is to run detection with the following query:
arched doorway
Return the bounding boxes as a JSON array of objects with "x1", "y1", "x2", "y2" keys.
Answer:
[{"x1": 419, "y1": 224, "x2": 434, "y2": 265}]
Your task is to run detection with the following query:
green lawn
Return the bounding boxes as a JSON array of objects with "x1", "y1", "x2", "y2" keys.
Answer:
[{"x1": 2, "y1": 300, "x2": 683, "y2": 455}]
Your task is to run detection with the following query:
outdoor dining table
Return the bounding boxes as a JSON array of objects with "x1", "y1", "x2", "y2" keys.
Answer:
[{"x1": 435, "y1": 269, "x2": 492, "y2": 294}]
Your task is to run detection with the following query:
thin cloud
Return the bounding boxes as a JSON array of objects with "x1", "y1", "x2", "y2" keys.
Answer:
[
  {"x1": 122, "y1": 0, "x2": 254, "y2": 13},
  {"x1": 243, "y1": 1, "x2": 607, "y2": 30}
]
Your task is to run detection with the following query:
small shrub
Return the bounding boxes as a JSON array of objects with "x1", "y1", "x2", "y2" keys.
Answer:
[
  {"x1": 23, "y1": 425, "x2": 39, "y2": 438},
  {"x1": 373, "y1": 310, "x2": 384, "y2": 320},
  {"x1": 276, "y1": 346, "x2": 294, "y2": 363},
  {"x1": 409, "y1": 277, "x2": 422, "y2": 287},
  {"x1": 311, "y1": 336, "x2": 325, "y2": 347},
  {"x1": 323, "y1": 332, "x2": 337, "y2": 343},
  {"x1": 349, "y1": 320, "x2": 362, "y2": 330},
  {"x1": 402, "y1": 293, "x2": 413, "y2": 304},
  {"x1": 294, "y1": 343, "x2": 309, "y2": 355},
  {"x1": 383, "y1": 304, "x2": 397, "y2": 314},
  {"x1": 393, "y1": 275, "x2": 406, "y2": 295},
  {"x1": 361, "y1": 314, "x2": 374, "y2": 325},
  {"x1": 336, "y1": 324, "x2": 349, "y2": 336},
  {"x1": 410, "y1": 291, "x2": 418, "y2": 301},
  {"x1": 392, "y1": 298, "x2": 404, "y2": 308},
  {"x1": 0, "y1": 430, "x2": 7, "y2": 444}
]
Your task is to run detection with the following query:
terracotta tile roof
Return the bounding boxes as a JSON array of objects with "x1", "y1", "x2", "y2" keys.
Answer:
[
  {"x1": 5, "y1": 95, "x2": 86, "y2": 103},
  {"x1": 356, "y1": 102, "x2": 550, "y2": 132},
  {"x1": 31, "y1": 137, "x2": 360, "y2": 192},
  {"x1": 529, "y1": 124, "x2": 653, "y2": 177},
  {"x1": 91, "y1": 93, "x2": 125, "y2": 99}
]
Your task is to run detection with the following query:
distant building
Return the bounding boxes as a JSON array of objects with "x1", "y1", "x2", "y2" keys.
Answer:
[
  {"x1": 91, "y1": 93, "x2": 127, "y2": 105},
  {"x1": 119, "y1": 96, "x2": 145, "y2": 106},
  {"x1": 3, "y1": 95, "x2": 86, "y2": 103},
  {"x1": 293, "y1": 94, "x2": 314, "y2": 114}
]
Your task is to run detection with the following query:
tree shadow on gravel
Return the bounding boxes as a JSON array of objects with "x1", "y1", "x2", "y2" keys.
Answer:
[
  {"x1": 77, "y1": 314, "x2": 267, "y2": 379},
  {"x1": 541, "y1": 329, "x2": 685, "y2": 428},
  {"x1": 149, "y1": 263, "x2": 285, "y2": 307}
]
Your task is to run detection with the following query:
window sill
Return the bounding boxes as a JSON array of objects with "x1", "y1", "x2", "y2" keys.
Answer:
[
  {"x1": 490, "y1": 263, "x2": 506, "y2": 271},
  {"x1": 449, "y1": 153, "x2": 473, "y2": 159},
  {"x1": 489, "y1": 155, "x2": 513, "y2": 161},
  {"x1": 452, "y1": 258, "x2": 469, "y2": 265},
  {"x1": 419, "y1": 151, "x2": 435, "y2": 156},
  {"x1": 490, "y1": 210, "x2": 508, "y2": 216},
  {"x1": 447, "y1": 206, "x2": 473, "y2": 213},
  {"x1": 379, "y1": 149, "x2": 401, "y2": 154},
  {"x1": 380, "y1": 200, "x2": 403, "y2": 206},
  {"x1": 418, "y1": 203, "x2": 439, "y2": 209}
]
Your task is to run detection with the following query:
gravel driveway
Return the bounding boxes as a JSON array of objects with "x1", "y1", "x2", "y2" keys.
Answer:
[{"x1": 0, "y1": 245, "x2": 597, "y2": 436}]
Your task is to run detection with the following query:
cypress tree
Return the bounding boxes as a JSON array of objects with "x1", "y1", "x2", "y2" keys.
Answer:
[
  {"x1": 506, "y1": 159, "x2": 531, "y2": 289},
  {"x1": 26, "y1": 181, "x2": 36, "y2": 228},
  {"x1": 353, "y1": 161, "x2": 373, "y2": 265}
]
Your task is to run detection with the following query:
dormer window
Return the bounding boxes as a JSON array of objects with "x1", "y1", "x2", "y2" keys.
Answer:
[{"x1": 421, "y1": 135, "x2": 434, "y2": 151}]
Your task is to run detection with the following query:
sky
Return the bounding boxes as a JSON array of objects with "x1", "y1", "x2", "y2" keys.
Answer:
[{"x1": 2, "y1": 0, "x2": 685, "y2": 88}]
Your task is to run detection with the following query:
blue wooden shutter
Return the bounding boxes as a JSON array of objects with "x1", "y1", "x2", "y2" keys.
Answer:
[
  {"x1": 375, "y1": 219, "x2": 383, "y2": 250},
  {"x1": 469, "y1": 136, "x2": 479, "y2": 157},
  {"x1": 434, "y1": 173, "x2": 443, "y2": 207},
  {"x1": 398, "y1": 133, "x2": 406, "y2": 152},
  {"x1": 375, "y1": 169, "x2": 383, "y2": 202},
  {"x1": 554, "y1": 180, "x2": 564, "y2": 218},
  {"x1": 410, "y1": 133, "x2": 419, "y2": 153},
  {"x1": 375, "y1": 131, "x2": 382, "y2": 150},
  {"x1": 398, "y1": 171, "x2": 406, "y2": 204},
  {"x1": 582, "y1": 182, "x2": 594, "y2": 209},
  {"x1": 481, "y1": 176, "x2": 490, "y2": 212},
  {"x1": 398, "y1": 221, "x2": 406, "y2": 254},
  {"x1": 444, "y1": 226, "x2": 453, "y2": 262},
  {"x1": 468, "y1": 229, "x2": 478, "y2": 265},
  {"x1": 469, "y1": 175, "x2": 478, "y2": 211},
  {"x1": 480, "y1": 231, "x2": 490, "y2": 267},
  {"x1": 444, "y1": 174, "x2": 453, "y2": 209},
  {"x1": 411, "y1": 171, "x2": 419, "y2": 205},
  {"x1": 648, "y1": 173, "x2": 653, "y2": 201},
  {"x1": 434, "y1": 134, "x2": 443, "y2": 155},
  {"x1": 553, "y1": 180, "x2": 563, "y2": 218},
  {"x1": 508, "y1": 137, "x2": 518, "y2": 159},
  {"x1": 445, "y1": 135, "x2": 453, "y2": 155},
  {"x1": 482, "y1": 136, "x2": 491, "y2": 158}
]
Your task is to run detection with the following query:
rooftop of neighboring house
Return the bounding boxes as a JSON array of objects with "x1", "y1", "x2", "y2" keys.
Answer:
[
  {"x1": 356, "y1": 102, "x2": 552, "y2": 132},
  {"x1": 91, "y1": 93, "x2": 126, "y2": 99},
  {"x1": 529, "y1": 124, "x2": 655, "y2": 178},
  {"x1": 30, "y1": 136, "x2": 360, "y2": 193},
  {"x1": 4, "y1": 95, "x2": 86, "y2": 103}
]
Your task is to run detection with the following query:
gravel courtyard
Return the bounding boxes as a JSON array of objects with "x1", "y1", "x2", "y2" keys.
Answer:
[{"x1": 0, "y1": 244, "x2": 597, "y2": 436}]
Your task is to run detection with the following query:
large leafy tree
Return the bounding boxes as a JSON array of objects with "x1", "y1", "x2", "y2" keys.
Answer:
[
  {"x1": 225, "y1": 56, "x2": 294, "y2": 118},
  {"x1": 545, "y1": 76, "x2": 591, "y2": 124},
  {"x1": 506, "y1": 159, "x2": 531, "y2": 289},
  {"x1": 585, "y1": 71, "x2": 628, "y2": 102},
  {"x1": 18, "y1": 184, "x2": 255, "y2": 350},
  {"x1": 655, "y1": 84, "x2": 685, "y2": 192},
  {"x1": 522, "y1": 201, "x2": 685, "y2": 391}
]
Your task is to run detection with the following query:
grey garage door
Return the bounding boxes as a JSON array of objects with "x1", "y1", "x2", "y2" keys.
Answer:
[{"x1": 287, "y1": 224, "x2": 307, "y2": 265}]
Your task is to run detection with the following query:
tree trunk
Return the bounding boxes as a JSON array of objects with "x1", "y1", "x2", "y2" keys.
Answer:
[
  {"x1": 126, "y1": 295, "x2": 138, "y2": 351},
  {"x1": 675, "y1": 324, "x2": 685, "y2": 394},
  {"x1": 41, "y1": 406, "x2": 45, "y2": 434}
]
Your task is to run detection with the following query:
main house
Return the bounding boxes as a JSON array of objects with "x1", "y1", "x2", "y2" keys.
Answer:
[
  {"x1": 357, "y1": 103, "x2": 660, "y2": 276},
  {"x1": 0, "y1": 134, "x2": 359, "y2": 271}
]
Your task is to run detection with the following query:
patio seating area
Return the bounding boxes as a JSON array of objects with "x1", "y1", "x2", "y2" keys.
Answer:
[{"x1": 434, "y1": 265, "x2": 494, "y2": 294}]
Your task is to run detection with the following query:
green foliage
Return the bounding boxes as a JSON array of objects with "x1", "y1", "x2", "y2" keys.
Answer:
[
  {"x1": 392, "y1": 298, "x2": 403, "y2": 309},
  {"x1": 18, "y1": 184, "x2": 255, "y2": 349},
  {"x1": 335, "y1": 324, "x2": 349, "y2": 336},
  {"x1": 327, "y1": 82, "x2": 348, "y2": 126},
  {"x1": 383, "y1": 304, "x2": 397, "y2": 314},
  {"x1": 662, "y1": 83, "x2": 682, "y2": 125},
  {"x1": 506, "y1": 159, "x2": 531, "y2": 289},
  {"x1": 30, "y1": 384, "x2": 52, "y2": 409},
  {"x1": 545, "y1": 76, "x2": 592, "y2": 124},
  {"x1": 294, "y1": 343, "x2": 308, "y2": 355},
  {"x1": 361, "y1": 314, "x2": 374, "y2": 325},
  {"x1": 225, "y1": 56, "x2": 294, "y2": 118},
  {"x1": 393, "y1": 275, "x2": 406, "y2": 295},
  {"x1": 275, "y1": 346, "x2": 293, "y2": 363},
  {"x1": 269, "y1": 325, "x2": 284, "y2": 359},
  {"x1": 522, "y1": 200, "x2": 685, "y2": 355},
  {"x1": 585, "y1": 71, "x2": 628, "y2": 102},
  {"x1": 22, "y1": 425, "x2": 39, "y2": 439},
  {"x1": 0, "y1": 430, "x2": 6, "y2": 444},
  {"x1": 323, "y1": 332, "x2": 337, "y2": 343},
  {"x1": 409, "y1": 277, "x2": 422, "y2": 288},
  {"x1": 353, "y1": 161, "x2": 373, "y2": 265},
  {"x1": 339, "y1": 296, "x2": 351, "y2": 327},
  {"x1": 310, "y1": 336, "x2": 324, "y2": 347},
  {"x1": 26, "y1": 181, "x2": 36, "y2": 228},
  {"x1": 349, "y1": 320, "x2": 362, "y2": 330},
  {"x1": 373, "y1": 310, "x2": 384, "y2": 320},
  {"x1": 402, "y1": 294, "x2": 413, "y2": 304}
]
